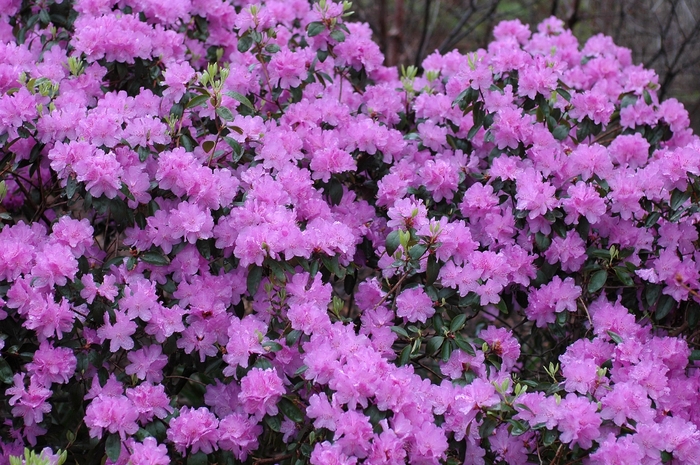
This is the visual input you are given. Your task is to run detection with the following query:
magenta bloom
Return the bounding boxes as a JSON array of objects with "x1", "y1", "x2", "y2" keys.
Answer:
[
  {"x1": 395, "y1": 287, "x2": 435, "y2": 323},
  {"x1": 238, "y1": 367, "x2": 286, "y2": 420},
  {"x1": 167, "y1": 406, "x2": 220, "y2": 455}
]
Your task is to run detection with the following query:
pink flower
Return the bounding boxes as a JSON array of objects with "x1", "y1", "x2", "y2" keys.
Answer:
[
  {"x1": 6, "y1": 373, "x2": 52, "y2": 427},
  {"x1": 26, "y1": 340, "x2": 76, "y2": 385},
  {"x1": 167, "y1": 406, "x2": 220, "y2": 455},
  {"x1": 127, "y1": 437, "x2": 170, "y2": 465},
  {"x1": 126, "y1": 345, "x2": 168, "y2": 383},
  {"x1": 84, "y1": 394, "x2": 139, "y2": 440},
  {"x1": 219, "y1": 413, "x2": 262, "y2": 460},
  {"x1": 97, "y1": 310, "x2": 137, "y2": 353},
  {"x1": 395, "y1": 287, "x2": 435, "y2": 323},
  {"x1": 238, "y1": 367, "x2": 286, "y2": 420},
  {"x1": 557, "y1": 393, "x2": 601, "y2": 450}
]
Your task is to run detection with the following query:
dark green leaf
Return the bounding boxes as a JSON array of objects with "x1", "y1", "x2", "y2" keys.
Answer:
[
  {"x1": 225, "y1": 91, "x2": 255, "y2": 112},
  {"x1": 141, "y1": 251, "x2": 170, "y2": 266},
  {"x1": 614, "y1": 267, "x2": 634, "y2": 286},
  {"x1": 479, "y1": 416, "x2": 498, "y2": 439},
  {"x1": 247, "y1": 265, "x2": 263, "y2": 296},
  {"x1": 187, "y1": 452, "x2": 208, "y2": 465},
  {"x1": 66, "y1": 176, "x2": 78, "y2": 199},
  {"x1": 543, "y1": 428, "x2": 558, "y2": 446},
  {"x1": 655, "y1": 294, "x2": 676, "y2": 320},
  {"x1": 265, "y1": 415, "x2": 282, "y2": 433},
  {"x1": 278, "y1": 398, "x2": 304, "y2": 423},
  {"x1": 216, "y1": 106, "x2": 234, "y2": 121},
  {"x1": 196, "y1": 239, "x2": 211, "y2": 259},
  {"x1": 0, "y1": 358, "x2": 13, "y2": 384},
  {"x1": 552, "y1": 124, "x2": 569, "y2": 141},
  {"x1": 186, "y1": 94, "x2": 209, "y2": 109},
  {"x1": 425, "y1": 336, "x2": 444, "y2": 356},
  {"x1": 286, "y1": 330, "x2": 302, "y2": 346},
  {"x1": 588, "y1": 269, "x2": 608, "y2": 293},
  {"x1": 105, "y1": 434, "x2": 121, "y2": 461},
  {"x1": 327, "y1": 178, "x2": 343, "y2": 206},
  {"x1": 644, "y1": 211, "x2": 661, "y2": 228},
  {"x1": 408, "y1": 244, "x2": 427, "y2": 260},
  {"x1": 670, "y1": 188, "x2": 691, "y2": 211},
  {"x1": 643, "y1": 89, "x2": 653, "y2": 105},
  {"x1": 329, "y1": 29, "x2": 345, "y2": 42},
  {"x1": 237, "y1": 34, "x2": 253, "y2": 53},
  {"x1": 556, "y1": 88, "x2": 571, "y2": 102},
  {"x1": 450, "y1": 313, "x2": 467, "y2": 333},
  {"x1": 265, "y1": 44, "x2": 281, "y2": 53},
  {"x1": 535, "y1": 232, "x2": 551, "y2": 252},
  {"x1": 607, "y1": 330, "x2": 623, "y2": 344},
  {"x1": 262, "y1": 341, "x2": 283, "y2": 352},
  {"x1": 646, "y1": 283, "x2": 662, "y2": 307},
  {"x1": 385, "y1": 230, "x2": 401, "y2": 257},
  {"x1": 689, "y1": 350, "x2": 700, "y2": 361},
  {"x1": 399, "y1": 345, "x2": 411, "y2": 366},
  {"x1": 426, "y1": 254, "x2": 439, "y2": 286},
  {"x1": 508, "y1": 419, "x2": 529, "y2": 436},
  {"x1": 453, "y1": 335, "x2": 476, "y2": 356},
  {"x1": 307, "y1": 21, "x2": 325, "y2": 37},
  {"x1": 391, "y1": 326, "x2": 409, "y2": 338}
]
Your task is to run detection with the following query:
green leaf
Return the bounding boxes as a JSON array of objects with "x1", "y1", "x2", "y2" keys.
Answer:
[
  {"x1": 66, "y1": 176, "x2": 79, "y2": 199},
  {"x1": 0, "y1": 358, "x2": 13, "y2": 384},
  {"x1": 264, "y1": 414, "x2": 281, "y2": 432},
  {"x1": 216, "y1": 106, "x2": 234, "y2": 121},
  {"x1": 327, "y1": 178, "x2": 343, "y2": 206},
  {"x1": 644, "y1": 211, "x2": 661, "y2": 228},
  {"x1": 225, "y1": 91, "x2": 255, "y2": 112},
  {"x1": 187, "y1": 452, "x2": 208, "y2": 465},
  {"x1": 262, "y1": 341, "x2": 283, "y2": 352},
  {"x1": 508, "y1": 419, "x2": 530, "y2": 436},
  {"x1": 286, "y1": 329, "x2": 302, "y2": 346},
  {"x1": 655, "y1": 294, "x2": 676, "y2": 320},
  {"x1": 247, "y1": 265, "x2": 263, "y2": 296},
  {"x1": 614, "y1": 267, "x2": 634, "y2": 286},
  {"x1": 398, "y1": 345, "x2": 411, "y2": 366},
  {"x1": 552, "y1": 124, "x2": 569, "y2": 141},
  {"x1": 588, "y1": 269, "x2": 608, "y2": 293},
  {"x1": 535, "y1": 232, "x2": 551, "y2": 252},
  {"x1": 408, "y1": 244, "x2": 427, "y2": 260},
  {"x1": 391, "y1": 326, "x2": 409, "y2": 338},
  {"x1": 479, "y1": 416, "x2": 498, "y2": 438},
  {"x1": 307, "y1": 21, "x2": 325, "y2": 37},
  {"x1": 186, "y1": 94, "x2": 209, "y2": 109},
  {"x1": 237, "y1": 34, "x2": 253, "y2": 53},
  {"x1": 689, "y1": 350, "x2": 700, "y2": 361},
  {"x1": 329, "y1": 29, "x2": 345, "y2": 42},
  {"x1": 425, "y1": 336, "x2": 444, "y2": 355},
  {"x1": 542, "y1": 427, "x2": 558, "y2": 446},
  {"x1": 385, "y1": 230, "x2": 401, "y2": 257},
  {"x1": 450, "y1": 313, "x2": 467, "y2": 333},
  {"x1": 670, "y1": 188, "x2": 691, "y2": 211},
  {"x1": 645, "y1": 283, "x2": 662, "y2": 307},
  {"x1": 426, "y1": 254, "x2": 439, "y2": 286},
  {"x1": 453, "y1": 335, "x2": 476, "y2": 356},
  {"x1": 607, "y1": 330, "x2": 623, "y2": 344},
  {"x1": 556, "y1": 88, "x2": 571, "y2": 102},
  {"x1": 141, "y1": 251, "x2": 170, "y2": 266},
  {"x1": 105, "y1": 434, "x2": 121, "y2": 462},
  {"x1": 278, "y1": 398, "x2": 304, "y2": 423}
]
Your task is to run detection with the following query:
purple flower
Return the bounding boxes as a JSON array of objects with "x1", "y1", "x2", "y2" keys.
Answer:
[{"x1": 167, "y1": 406, "x2": 220, "y2": 455}]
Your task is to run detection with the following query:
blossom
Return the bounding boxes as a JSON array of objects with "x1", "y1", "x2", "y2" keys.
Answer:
[
  {"x1": 238, "y1": 368, "x2": 286, "y2": 420},
  {"x1": 166, "y1": 406, "x2": 220, "y2": 455}
]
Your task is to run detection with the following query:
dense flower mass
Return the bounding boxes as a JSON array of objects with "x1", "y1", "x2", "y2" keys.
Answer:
[{"x1": 1, "y1": 0, "x2": 700, "y2": 464}]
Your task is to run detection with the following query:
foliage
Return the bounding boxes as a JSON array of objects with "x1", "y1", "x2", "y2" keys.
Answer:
[{"x1": 0, "y1": 0, "x2": 700, "y2": 464}]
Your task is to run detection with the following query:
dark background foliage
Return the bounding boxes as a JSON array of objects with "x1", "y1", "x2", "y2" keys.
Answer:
[{"x1": 354, "y1": 0, "x2": 700, "y2": 133}]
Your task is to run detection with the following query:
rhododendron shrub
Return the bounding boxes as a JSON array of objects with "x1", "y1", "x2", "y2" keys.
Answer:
[{"x1": 2, "y1": 0, "x2": 700, "y2": 463}]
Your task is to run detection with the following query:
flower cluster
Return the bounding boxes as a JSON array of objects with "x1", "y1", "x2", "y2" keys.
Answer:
[{"x1": 1, "y1": 1, "x2": 700, "y2": 464}]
